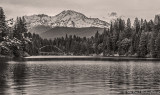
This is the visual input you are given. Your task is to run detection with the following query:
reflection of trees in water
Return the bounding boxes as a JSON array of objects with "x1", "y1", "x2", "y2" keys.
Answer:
[
  {"x1": 0, "y1": 61, "x2": 8, "y2": 95},
  {"x1": 152, "y1": 64, "x2": 160, "y2": 88},
  {"x1": 131, "y1": 62, "x2": 160, "y2": 90},
  {"x1": 152, "y1": 63, "x2": 160, "y2": 90},
  {"x1": 13, "y1": 63, "x2": 28, "y2": 95},
  {"x1": 107, "y1": 63, "x2": 134, "y2": 94}
]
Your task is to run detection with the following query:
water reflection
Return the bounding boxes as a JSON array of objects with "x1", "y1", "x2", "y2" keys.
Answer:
[
  {"x1": 0, "y1": 61, "x2": 8, "y2": 95},
  {"x1": 13, "y1": 62, "x2": 28, "y2": 95},
  {"x1": 0, "y1": 60, "x2": 160, "y2": 95}
]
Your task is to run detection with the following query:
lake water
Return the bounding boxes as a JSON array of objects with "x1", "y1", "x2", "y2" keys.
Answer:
[{"x1": 0, "y1": 57, "x2": 160, "y2": 95}]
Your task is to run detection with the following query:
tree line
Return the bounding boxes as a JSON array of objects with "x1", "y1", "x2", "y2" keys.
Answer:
[
  {"x1": 1, "y1": 7, "x2": 160, "y2": 58},
  {"x1": 52, "y1": 16, "x2": 160, "y2": 58}
]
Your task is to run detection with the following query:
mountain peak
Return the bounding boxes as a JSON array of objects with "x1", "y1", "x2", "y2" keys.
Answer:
[
  {"x1": 56, "y1": 10, "x2": 86, "y2": 18},
  {"x1": 63, "y1": 10, "x2": 76, "y2": 13},
  {"x1": 36, "y1": 14, "x2": 49, "y2": 17},
  {"x1": 62, "y1": 10, "x2": 82, "y2": 14}
]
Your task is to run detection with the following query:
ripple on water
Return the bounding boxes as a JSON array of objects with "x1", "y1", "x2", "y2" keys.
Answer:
[{"x1": 0, "y1": 60, "x2": 160, "y2": 95}]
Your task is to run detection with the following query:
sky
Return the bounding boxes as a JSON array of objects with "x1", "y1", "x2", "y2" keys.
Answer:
[{"x1": 1, "y1": 0, "x2": 160, "y2": 22}]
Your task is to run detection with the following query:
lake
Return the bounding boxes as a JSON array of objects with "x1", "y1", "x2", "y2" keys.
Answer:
[{"x1": 0, "y1": 56, "x2": 160, "y2": 95}]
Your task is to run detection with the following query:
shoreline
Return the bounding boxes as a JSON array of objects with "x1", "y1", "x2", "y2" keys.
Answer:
[{"x1": 24, "y1": 56, "x2": 160, "y2": 61}]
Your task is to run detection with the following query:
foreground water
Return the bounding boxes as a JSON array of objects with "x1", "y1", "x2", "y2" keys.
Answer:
[{"x1": 0, "y1": 57, "x2": 160, "y2": 95}]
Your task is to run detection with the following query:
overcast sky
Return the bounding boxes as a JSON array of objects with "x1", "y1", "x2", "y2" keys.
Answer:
[{"x1": 1, "y1": 0, "x2": 160, "y2": 21}]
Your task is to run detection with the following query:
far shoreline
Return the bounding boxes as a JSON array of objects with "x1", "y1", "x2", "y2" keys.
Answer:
[{"x1": 24, "y1": 56, "x2": 160, "y2": 61}]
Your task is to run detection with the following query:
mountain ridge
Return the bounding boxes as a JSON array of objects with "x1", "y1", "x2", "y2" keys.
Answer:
[
  {"x1": 40, "y1": 27, "x2": 105, "y2": 39},
  {"x1": 24, "y1": 10, "x2": 110, "y2": 30}
]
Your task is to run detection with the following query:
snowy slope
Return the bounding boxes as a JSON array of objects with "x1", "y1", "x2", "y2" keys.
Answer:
[{"x1": 24, "y1": 10, "x2": 110, "y2": 29}]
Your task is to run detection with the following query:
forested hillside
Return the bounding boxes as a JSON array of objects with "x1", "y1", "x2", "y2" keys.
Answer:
[
  {"x1": 51, "y1": 16, "x2": 160, "y2": 58},
  {"x1": 1, "y1": 7, "x2": 160, "y2": 58},
  {"x1": 40, "y1": 27, "x2": 104, "y2": 39}
]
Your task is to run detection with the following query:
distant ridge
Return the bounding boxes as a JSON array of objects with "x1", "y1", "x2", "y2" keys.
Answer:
[{"x1": 40, "y1": 27, "x2": 105, "y2": 39}]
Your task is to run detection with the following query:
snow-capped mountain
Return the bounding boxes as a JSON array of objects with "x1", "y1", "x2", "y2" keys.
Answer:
[{"x1": 24, "y1": 10, "x2": 109, "y2": 29}]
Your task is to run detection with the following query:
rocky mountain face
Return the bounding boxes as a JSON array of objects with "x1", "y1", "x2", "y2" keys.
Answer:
[{"x1": 24, "y1": 10, "x2": 109, "y2": 30}]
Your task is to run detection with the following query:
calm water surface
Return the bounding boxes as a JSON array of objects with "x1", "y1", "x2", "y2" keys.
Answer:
[{"x1": 0, "y1": 58, "x2": 160, "y2": 95}]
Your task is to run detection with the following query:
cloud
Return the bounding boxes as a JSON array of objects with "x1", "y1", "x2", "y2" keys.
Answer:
[{"x1": 108, "y1": 12, "x2": 118, "y2": 17}]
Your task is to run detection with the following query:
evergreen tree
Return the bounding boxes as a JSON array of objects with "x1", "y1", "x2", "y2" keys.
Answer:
[
  {"x1": 148, "y1": 20, "x2": 154, "y2": 31},
  {"x1": 127, "y1": 18, "x2": 131, "y2": 28},
  {"x1": 154, "y1": 15, "x2": 160, "y2": 30},
  {"x1": 155, "y1": 33, "x2": 160, "y2": 58},
  {"x1": 13, "y1": 17, "x2": 27, "y2": 40},
  {"x1": 0, "y1": 7, "x2": 7, "y2": 40},
  {"x1": 12, "y1": 17, "x2": 30, "y2": 56},
  {"x1": 125, "y1": 18, "x2": 132, "y2": 39},
  {"x1": 134, "y1": 18, "x2": 140, "y2": 33},
  {"x1": 94, "y1": 31, "x2": 99, "y2": 54},
  {"x1": 138, "y1": 31, "x2": 148, "y2": 57},
  {"x1": 143, "y1": 20, "x2": 148, "y2": 32}
]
